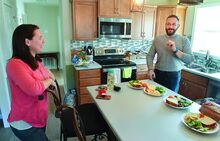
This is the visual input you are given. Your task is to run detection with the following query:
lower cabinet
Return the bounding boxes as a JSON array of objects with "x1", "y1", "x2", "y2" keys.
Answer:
[
  {"x1": 178, "y1": 70, "x2": 209, "y2": 101},
  {"x1": 136, "y1": 64, "x2": 149, "y2": 80},
  {"x1": 75, "y1": 69, "x2": 101, "y2": 105}
]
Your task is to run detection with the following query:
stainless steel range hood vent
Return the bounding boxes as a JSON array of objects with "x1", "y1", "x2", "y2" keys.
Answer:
[{"x1": 178, "y1": 0, "x2": 203, "y2": 5}]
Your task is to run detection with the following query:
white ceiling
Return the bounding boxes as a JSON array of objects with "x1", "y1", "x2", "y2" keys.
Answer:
[{"x1": 22, "y1": 0, "x2": 59, "y2": 5}]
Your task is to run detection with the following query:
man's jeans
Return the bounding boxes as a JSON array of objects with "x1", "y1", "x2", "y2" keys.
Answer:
[{"x1": 154, "y1": 69, "x2": 181, "y2": 92}]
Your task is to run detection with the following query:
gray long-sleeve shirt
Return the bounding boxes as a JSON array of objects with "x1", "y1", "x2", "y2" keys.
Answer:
[{"x1": 147, "y1": 34, "x2": 194, "y2": 72}]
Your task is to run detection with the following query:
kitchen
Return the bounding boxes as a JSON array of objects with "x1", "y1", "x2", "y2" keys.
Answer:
[{"x1": 0, "y1": 0, "x2": 220, "y2": 140}]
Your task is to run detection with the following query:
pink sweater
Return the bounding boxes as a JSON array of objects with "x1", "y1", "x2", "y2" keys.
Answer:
[{"x1": 6, "y1": 58, "x2": 50, "y2": 127}]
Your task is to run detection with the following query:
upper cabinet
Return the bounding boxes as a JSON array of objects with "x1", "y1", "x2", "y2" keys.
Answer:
[
  {"x1": 72, "y1": 0, "x2": 97, "y2": 40},
  {"x1": 131, "y1": 5, "x2": 157, "y2": 40},
  {"x1": 155, "y1": 6, "x2": 187, "y2": 36},
  {"x1": 98, "y1": 0, "x2": 131, "y2": 18}
]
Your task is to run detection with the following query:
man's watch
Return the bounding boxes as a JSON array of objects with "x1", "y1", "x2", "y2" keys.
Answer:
[{"x1": 173, "y1": 49, "x2": 178, "y2": 54}]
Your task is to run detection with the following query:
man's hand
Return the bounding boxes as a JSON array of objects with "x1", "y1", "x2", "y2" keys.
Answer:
[
  {"x1": 148, "y1": 69, "x2": 155, "y2": 80},
  {"x1": 167, "y1": 40, "x2": 176, "y2": 52}
]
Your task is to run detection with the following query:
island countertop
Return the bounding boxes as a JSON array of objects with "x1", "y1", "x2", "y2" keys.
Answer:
[{"x1": 87, "y1": 80, "x2": 220, "y2": 141}]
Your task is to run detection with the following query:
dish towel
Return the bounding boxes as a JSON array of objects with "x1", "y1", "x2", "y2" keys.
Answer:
[
  {"x1": 112, "y1": 68, "x2": 121, "y2": 84},
  {"x1": 123, "y1": 67, "x2": 132, "y2": 79}
]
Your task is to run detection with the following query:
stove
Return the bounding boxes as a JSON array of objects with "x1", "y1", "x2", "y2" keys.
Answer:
[
  {"x1": 93, "y1": 47, "x2": 137, "y2": 84},
  {"x1": 93, "y1": 48, "x2": 136, "y2": 68}
]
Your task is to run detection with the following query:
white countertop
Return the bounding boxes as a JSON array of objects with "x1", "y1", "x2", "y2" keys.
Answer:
[
  {"x1": 73, "y1": 61, "x2": 101, "y2": 70},
  {"x1": 131, "y1": 58, "x2": 220, "y2": 81},
  {"x1": 87, "y1": 80, "x2": 220, "y2": 141}
]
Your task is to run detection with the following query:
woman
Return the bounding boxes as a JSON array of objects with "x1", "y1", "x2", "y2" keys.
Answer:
[{"x1": 6, "y1": 24, "x2": 55, "y2": 141}]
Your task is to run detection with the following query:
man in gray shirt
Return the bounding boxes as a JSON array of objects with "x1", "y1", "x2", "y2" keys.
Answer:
[{"x1": 147, "y1": 15, "x2": 194, "y2": 92}]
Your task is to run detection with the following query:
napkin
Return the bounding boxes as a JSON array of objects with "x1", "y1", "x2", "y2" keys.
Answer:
[{"x1": 123, "y1": 67, "x2": 132, "y2": 78}]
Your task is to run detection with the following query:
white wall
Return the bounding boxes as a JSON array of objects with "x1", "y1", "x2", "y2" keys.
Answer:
[{"x1": 0, "y1": 0, "x2": 18, "y2": 128}]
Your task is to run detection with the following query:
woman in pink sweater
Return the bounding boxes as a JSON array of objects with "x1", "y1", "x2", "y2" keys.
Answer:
[{"x1": 6, "y1": 24, "x2": 55, "y2": 141}]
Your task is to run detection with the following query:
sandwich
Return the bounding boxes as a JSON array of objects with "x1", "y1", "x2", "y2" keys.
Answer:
[
  {"x1": 199, "y1": 114, "x2": 217, "y2": 129},
  {"x1": 166, "y1": 96, "x2": 178, "y2": 107},
  {"x1": 184, "y1": 113, "x2": 217, "y2": 131},
  {"x1": 166, "y1": 95, "x2": 193, "y2": 107}
]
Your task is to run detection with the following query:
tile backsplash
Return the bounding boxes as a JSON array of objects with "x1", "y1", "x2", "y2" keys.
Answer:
[{"x1": 71, "y1": 38, "x2": 153, "y2": 53}]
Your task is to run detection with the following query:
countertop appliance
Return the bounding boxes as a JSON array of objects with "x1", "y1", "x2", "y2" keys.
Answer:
[
  {"x1": 98, "y1": 17, "x2": 132, "y2": 39},
  {"x1": 93, "y1": 47, "x2": 136, "y2": 84}
]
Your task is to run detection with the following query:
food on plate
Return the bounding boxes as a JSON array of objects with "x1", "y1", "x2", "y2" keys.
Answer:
[
  {"x1": 155, "y1": 86, "x2": 166, "y2": 94},
  {"x1": 184, "y1": 113, "x2": 218, "y2": 132},
  {"x1": 166, "y1": 95, "x2": 193, "y2": 108},
  {"x1": 128, "y1": 80, "x2": 145, "y2": 88},
  {"x1": 144, "y1": 88, "x2": 161, "y2": 96},
  {"x1": 144, "y1": 84, "x2": 166, "y2": 96}
]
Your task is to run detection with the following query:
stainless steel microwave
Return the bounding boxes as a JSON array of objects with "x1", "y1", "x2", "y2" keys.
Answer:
[{"x1": 98, "y1": 17, "x2": 132, "y2": 39}]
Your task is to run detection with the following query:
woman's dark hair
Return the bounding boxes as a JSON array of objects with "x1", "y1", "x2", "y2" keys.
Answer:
[{"x1": 12, "y1": 24, "x2": 41, "y2": 70}]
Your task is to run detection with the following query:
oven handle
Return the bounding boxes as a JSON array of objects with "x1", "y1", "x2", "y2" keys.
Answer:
[{"x1": 102, "y1": 66, "x2": 137, "y2": 72}]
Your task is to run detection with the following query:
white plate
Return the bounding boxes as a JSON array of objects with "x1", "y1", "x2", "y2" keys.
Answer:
[
  {"x1": 182, "y1": 113, "x2": 219, "y2": 134},
  {"x1": 143, "y1": 87, "x2": 166, "y2": 97},
  {"x1": 127, "y1": 83, "x2": 143, "y2": 90},
  {"x1": 164, "y1": 95, "x2": 193, "y2": 109}
]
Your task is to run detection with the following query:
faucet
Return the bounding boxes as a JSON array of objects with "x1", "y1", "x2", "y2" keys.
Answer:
[{"x1": 205, "y1": 50, "x2": 210, "y2": 60}]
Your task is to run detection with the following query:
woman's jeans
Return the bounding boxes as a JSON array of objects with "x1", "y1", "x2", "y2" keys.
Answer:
[
  {"x1": 154, "y1": 69, "x2": 181, "y2": 92},
  {"x1": 10, "y1": 126, "x2": 49, "y2": 141}
]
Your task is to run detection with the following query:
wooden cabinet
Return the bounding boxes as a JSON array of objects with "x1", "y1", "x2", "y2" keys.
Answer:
[
  {"x1": 178, "y1": 70, "x2": 209, "y2": 101},
  {"x1": 72, "y1": 0, "x2": 97, "y2": 40},
  {"x1": 155, "y1": 6, "x2": 187, "y2": 36},
  {"x1": 75, "y1": 69, "x2": 101, "y2": 105},
  {"x1": 98, "y1": 0, "x2": 131, "y2": 18},
  {"x1": 136, "y1": 64, "x2": 149, "y2": 80},
  {"x1": 131, "y1": 5, "x2": 157, "y2": 40}
]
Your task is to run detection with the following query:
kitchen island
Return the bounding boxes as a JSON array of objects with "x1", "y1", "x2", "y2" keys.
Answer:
[{"x1": 87, "y1": 80, "x2": 220, "y2": 141}]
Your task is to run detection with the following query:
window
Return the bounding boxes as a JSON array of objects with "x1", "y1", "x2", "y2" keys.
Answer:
[{"x1": 191, "y1": 3, "x2": 220, "y2": 59}]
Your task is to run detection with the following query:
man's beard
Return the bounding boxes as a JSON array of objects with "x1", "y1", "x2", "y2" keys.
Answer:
[{"x1": 166, "y1": 28, "x2": 177, "y2": 36}]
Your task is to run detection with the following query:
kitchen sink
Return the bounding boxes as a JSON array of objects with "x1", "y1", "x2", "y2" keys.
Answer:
[{"x1": 185, "y1": 63, "x2": 220, "y2": 74}]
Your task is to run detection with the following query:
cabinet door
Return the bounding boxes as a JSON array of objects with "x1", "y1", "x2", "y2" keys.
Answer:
[
  {"x1": 98, "y1": 0, "x2": 131, "y2": 18},
  {"x1": 155, "y1": 6, "x2": 176, "y2": 36},
  {"x1": 179, "y1": 79, "x2": 188, "y2": 98},
  {"x1": 98, "y1": 0, "x2": 117, "y2": 17},
  {"x1": 118, "y1": 0, "x2": 131, "y2": 18},
  {"x1": 187, "y1": 81, "x2": 207, "y2": 100},
  {"x1": 131, "y1": 6, "x2": 156, "y2": 39},
  {"x1": 73, "y1": 0, "x2": 97, "y2": 40},
  {"x1": 176, "y1": 7, "x2": 187, "y2": 35},
  {"x1": 142, "y1": 6, "x2": 156, "y2": 39},
  {"x1": 131, "y1": 12, "x2": 143, "y2": 39},
  {"x1": 155, "y1": 6, "x2": 187, "y2": 36}
]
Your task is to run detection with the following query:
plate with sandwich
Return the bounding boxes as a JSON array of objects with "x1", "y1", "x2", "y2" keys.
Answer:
[
  {"x1": 182, "y1": 112, "x2": 219, "y2": 134},
  {"x1": 128, "y1": 80, "x2": 145, "y2": 90},
  {"x1": 164, "y1": 95, "x2": 193, "y2": 109},
  {"x1": 143, "y1": 84, "x2": 166, "y2": 97}
]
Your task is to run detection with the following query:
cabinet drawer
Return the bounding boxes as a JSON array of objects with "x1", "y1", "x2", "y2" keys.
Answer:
[
  {"x1": 79, "y1": 94, "x2": 93, "y2": 105},
  {"x1": 136, "y1": 73, "x2": 148, "y2": 80},
  {"x1": 181, "y1": 71, "x2": 208, "y2": 87},
  {"x1": 79, "y1": 87, "x2": 89, "y2": 95},
  {"x1": 79, "y1": 77, "x2": 101, "y2": 87},
  {"x1": 79, "y1": 69, "x2": 101, "y2": 79}
]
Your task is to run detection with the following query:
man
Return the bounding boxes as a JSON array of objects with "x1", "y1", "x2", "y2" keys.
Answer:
[{"x1": 147, "y1": 15, "x2": 194, "y2": 92}]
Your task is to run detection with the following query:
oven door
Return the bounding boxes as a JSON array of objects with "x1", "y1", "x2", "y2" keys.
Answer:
[{"x1": 101, "y1": 66, "x2": 137, "y2": 84}]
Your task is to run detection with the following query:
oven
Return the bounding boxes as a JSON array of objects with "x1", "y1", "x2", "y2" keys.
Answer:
[{"x1": 93, "y1": 48, "x2": 136, "y2": 84}]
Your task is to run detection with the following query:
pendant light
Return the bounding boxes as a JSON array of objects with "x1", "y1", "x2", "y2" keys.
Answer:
[{"x1": 131, "y1": 0, "x2": 145, "y2": 13}]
